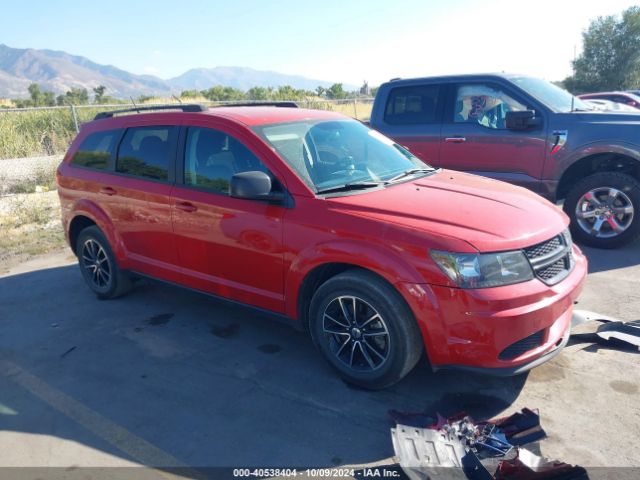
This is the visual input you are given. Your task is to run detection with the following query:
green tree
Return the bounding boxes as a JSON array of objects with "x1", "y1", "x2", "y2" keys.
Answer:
[
  {"x1": 247, "y1": 86, "x2": 271, "y2": 100},
  {"x1": 564, "y1": 6, "x2": 640, "y2": 93},
  {"x1": 42, "y1": 91, "x2": 56, "y2": 106},
  {"x1": 180, "y1": 89, "x2": 200, "y2": 99},
  {"x1": 28, "y1": 83, "x2": 42, "y2": 105},
  {"x1": 326, "y1": 83, "x2": 348, "y2": 99},
  {"x1": 315, "y1": 86, "x2": 326, "y2": 97},
  {"x1": 93, "y1": 85, "x2": 107, "y2": 103},
  {"x1": 201, "y1": 85, "x2": 247, "y2": 101},
  {"x1": 57, "y1": 87, "x2": 89, "y2": 105},
  {"x1": 21, "y1": 83, "x2": 55, "y2": 106}
]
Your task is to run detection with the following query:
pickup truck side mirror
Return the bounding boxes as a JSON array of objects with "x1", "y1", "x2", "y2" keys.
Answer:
[{"x1": 505, "y1": 110, "x2": 542, "y2": 130}]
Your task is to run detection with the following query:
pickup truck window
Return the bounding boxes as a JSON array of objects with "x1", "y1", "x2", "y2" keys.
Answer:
[
  {"x1": 384, "y1": 85, "x2": 440, "y2": 125},
  {"x1": 255, "y1": 119, "x2": 430, "y2": 193},
  {"x1": 455, "y1": 84, "x2": 525, "y2": 129},
  {"x1": 510, "y1": 76, "x2": 590, "y2": 112}
]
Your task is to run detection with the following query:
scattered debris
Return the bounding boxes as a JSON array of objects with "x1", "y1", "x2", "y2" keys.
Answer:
[
  {"x1": 571, "y1": 310, "x2": 640, "y2": 351},
  {"x1": 596, "y1": 321, "x2": 640, "y2": 350},
  {"x1": 391, "y1": 409, "x2": 587, "y2": 480},
  {"x1": 60, "y1": 346, "x2": 76, "y2": 358}
]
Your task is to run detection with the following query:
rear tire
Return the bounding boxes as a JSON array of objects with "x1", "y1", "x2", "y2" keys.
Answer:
[
  {"x1": 76, "y1": 226, "x2": 132, "y2": 299},
  {"x1": 564, "y1": 172, "x2": 640, "y2": 249},
  {"x1": 309, "y1": 269, "x2": 423, "y2": 389}
]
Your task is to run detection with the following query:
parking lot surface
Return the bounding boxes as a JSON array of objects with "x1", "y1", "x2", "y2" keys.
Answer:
[{"x1": 0, "y1": 243, "x2": 639, "y2": 477}]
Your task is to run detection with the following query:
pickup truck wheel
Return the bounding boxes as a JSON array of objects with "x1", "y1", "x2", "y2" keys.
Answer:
[
  {"x1": 76, "y1": 226, "x2": 132, "y2": 299},
  {"x1": 564, "y1": 172, "x2": 640, "y2": 249},
  {"x1": 309, "y1": 269, "x2": 423, "y2": 389}
]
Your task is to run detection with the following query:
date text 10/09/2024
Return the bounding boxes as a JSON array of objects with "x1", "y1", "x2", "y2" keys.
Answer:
[{"x1": 232, "y1": 468, "x2": 401, "y2": 477}]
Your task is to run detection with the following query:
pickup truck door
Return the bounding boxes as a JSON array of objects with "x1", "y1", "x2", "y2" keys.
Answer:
[
  {"x1": 373, "y1": 84, "x2": 443, "y2": 166},
  {"x1": 438, "y1": 82, "x2": 547, "y2": 194}
]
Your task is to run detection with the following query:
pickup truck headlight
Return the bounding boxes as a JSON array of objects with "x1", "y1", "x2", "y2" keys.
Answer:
[{"x1": 430, "y1": 250, "x2": 534, "y2": 288}]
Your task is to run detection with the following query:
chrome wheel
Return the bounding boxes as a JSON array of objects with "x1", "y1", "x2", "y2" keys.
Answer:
[
  {"x1": 322, "y1": 295, "x2": 390, "y2": 372},
  {"x1": 576, "y1": 187, "x2": 634, "y2": 238},
  {"x1": 81, "y1": 239, "x2": 112, "y2": 289}
]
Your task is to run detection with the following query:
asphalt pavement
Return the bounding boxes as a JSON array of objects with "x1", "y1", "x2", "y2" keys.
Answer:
[{"x1": 0, "y1": 242, "x2": 638, "y2": 478}]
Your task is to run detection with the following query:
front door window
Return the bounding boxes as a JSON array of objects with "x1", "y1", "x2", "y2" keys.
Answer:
[{"x1": 454, "y1": 84, "x2": 525, "y2": 129}]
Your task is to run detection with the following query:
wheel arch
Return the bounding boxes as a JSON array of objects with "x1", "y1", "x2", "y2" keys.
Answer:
[
  {"x1": 557, "y1": 152, "x2": 640, "y2": 200},
  {"x1": 67, "y1": 200, "x2": 125, "y2": 262},
  {"x1": 288, "y1": 242, "x2": 427, "y2": 328}
]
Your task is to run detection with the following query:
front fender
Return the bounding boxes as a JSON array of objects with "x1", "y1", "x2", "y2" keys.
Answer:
[
  {"x1": 284, "y1": 239, "x2": 427, "y2": 319},
  {"x1": 549, "y1": 140, "x2": 640, "y2": 181}
]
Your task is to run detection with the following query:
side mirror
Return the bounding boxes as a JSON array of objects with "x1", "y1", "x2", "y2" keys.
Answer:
[
  {"x1": 230, "y1": 171, "x2": 284, "y2": 202},
  {"x1": 505, "y1": 110, "x2": 541, "y2": 130}
]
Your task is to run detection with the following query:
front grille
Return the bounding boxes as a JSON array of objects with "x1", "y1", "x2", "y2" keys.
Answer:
[
  {"x1": 524, "y1": 236, "x2": 561, "y2": 259},
  {"x1": 499, "y1": 329, "x2": 545, "y2": 360},
  {"x1": 523, "y1": 231, "x2": 574, "y2": 285}
]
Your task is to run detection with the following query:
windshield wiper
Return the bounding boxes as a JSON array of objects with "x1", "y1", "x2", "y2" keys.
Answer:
[
  {"x1": 316, "y1": 181, "x2": 381, "y2": 195},
  {"x1": 384, "y1": 168, "x2": 435, "y2": 184}
]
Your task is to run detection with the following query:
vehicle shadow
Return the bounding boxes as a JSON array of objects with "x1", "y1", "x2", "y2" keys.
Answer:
[
  {"x1": 0, "y1": 264, "x2": 527, "y2": 470},
  {"x1": 578, "y1": 241, "x2": 640, "y2": 273}
]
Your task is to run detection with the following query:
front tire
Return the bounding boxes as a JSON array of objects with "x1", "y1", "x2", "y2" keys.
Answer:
[
  {"x1": 76, "y1": 226, "x2": 132, "y2": 299},
  {"x1": 564, "y1": 172, "x2": 640, "y2": 249},
  {"x1": 309, "y1": 269, "x2": 423, "y2": 389}
]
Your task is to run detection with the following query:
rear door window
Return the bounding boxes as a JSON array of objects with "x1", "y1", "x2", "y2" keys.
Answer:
[
  {"x1": 384, "y1": 85, "x2": 440, "y2": 125},
  {"x1": 72, "y1": 129, "x2": 122, "y2": 170},
  {"x1": 116, "y1": 126, "x2": 177, "y2": 181}
]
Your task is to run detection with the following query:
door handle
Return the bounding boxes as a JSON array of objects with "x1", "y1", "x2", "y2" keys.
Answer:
[
  {"x1": 445, "y1": 137, "x2": 466, "y2": 143},
  {"x1": 175, "y1": 201, "x2": 198, "y2": 213},
  {"x1": 99, "y1": 187, "x2": 117, "y2": 196}
]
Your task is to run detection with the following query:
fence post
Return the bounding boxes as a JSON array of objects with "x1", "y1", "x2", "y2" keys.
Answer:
[
  {"x1": 70, "y1": 104, "x2": 79, "y2": 133},
  {"x1": 353, "y1": 98, "x2": 358, "y2": 119}
]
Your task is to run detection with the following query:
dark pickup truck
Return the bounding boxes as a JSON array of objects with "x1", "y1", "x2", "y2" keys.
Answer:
[{"x1": 370, "y1": 73, "x2": 640, "y2": 248}]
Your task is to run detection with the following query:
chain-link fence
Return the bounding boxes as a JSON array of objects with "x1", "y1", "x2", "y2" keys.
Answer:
[{"x1": 0, "y1": 98, "x2": 374, "y2": 161}]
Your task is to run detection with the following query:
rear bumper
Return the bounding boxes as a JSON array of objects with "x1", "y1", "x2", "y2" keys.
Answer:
[{"x1": 397, "y1": 244, "x2": 587, "y2": 374}]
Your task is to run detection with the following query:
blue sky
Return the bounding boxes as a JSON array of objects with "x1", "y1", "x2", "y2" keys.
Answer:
[{"x1": 2, "y1": 0, "x2": 638, "y2": 85}]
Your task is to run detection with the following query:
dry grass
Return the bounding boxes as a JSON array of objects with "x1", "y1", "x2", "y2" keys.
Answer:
[
  {"x1": 0, "y1": 100, "x2": 373, "y2": 159},
  {"x1": 0, "y1": 191, "x2": 66, "y2": 267}
]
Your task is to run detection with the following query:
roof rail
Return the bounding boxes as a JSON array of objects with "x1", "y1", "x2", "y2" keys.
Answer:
[
  {"x1": 218, "y1": 101, "x2": 299, "y2": 108},
  {"x1": 94, "y1": 104, "x2": 207, "y2": 120}
]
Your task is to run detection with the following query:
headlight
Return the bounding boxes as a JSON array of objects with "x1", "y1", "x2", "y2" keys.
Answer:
[{"x1": 430, "y1": 250, "x2": 534, "y2": 288}]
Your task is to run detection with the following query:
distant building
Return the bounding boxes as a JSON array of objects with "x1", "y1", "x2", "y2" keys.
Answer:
[
  {"x1": 0, "y1": 98, "x2": 14, "y2": 107},
  {"x1": 360, "y1": 81, "x2": 370, "y2": 96}
]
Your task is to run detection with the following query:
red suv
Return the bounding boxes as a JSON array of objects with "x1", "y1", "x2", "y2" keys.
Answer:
[{"x1": 57, "y1": 104, "x2": 587, "y2": 388}]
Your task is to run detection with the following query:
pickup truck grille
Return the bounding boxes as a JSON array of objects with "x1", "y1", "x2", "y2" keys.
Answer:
[{"x1": 523, "y1": 231, "x2": 574, "y2": 286}]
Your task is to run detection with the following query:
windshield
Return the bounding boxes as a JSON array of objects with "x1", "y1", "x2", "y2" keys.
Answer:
[
  {"x1": 510, "y1": 76, "x2": 592, "y2": 112},
  {"x1": 254, "y1": 119, "x2": 432, "y2": 192}
]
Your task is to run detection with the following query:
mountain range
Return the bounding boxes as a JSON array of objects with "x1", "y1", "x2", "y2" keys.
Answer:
[{"x1": 0, "y1": 44, "x2": 348, "y2": 99}]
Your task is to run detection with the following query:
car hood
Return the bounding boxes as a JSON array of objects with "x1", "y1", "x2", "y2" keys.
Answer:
[
  {"x1": 326, "y1": 170, "x2": 568, "y2": 252},
  {"x1": 561, "y1": 111, "x2": 640, "y2": 123}
]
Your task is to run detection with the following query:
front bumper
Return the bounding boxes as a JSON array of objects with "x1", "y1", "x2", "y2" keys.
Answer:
[{"x1": 397, "y1": 244, "x2": 587, "y2": 374}]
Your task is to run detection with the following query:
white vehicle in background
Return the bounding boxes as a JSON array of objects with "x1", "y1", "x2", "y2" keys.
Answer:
[{"x1": 582, "y1": 99, "x2": 639, "y2": 112}]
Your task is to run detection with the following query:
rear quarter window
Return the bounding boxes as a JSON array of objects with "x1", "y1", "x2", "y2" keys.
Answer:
[
  {"x1": 384, "y1": 85, "x2": 440, "y2": 125},
  {"x1": 71, "y1": 129, "x2": 122, "y2": 170}
]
